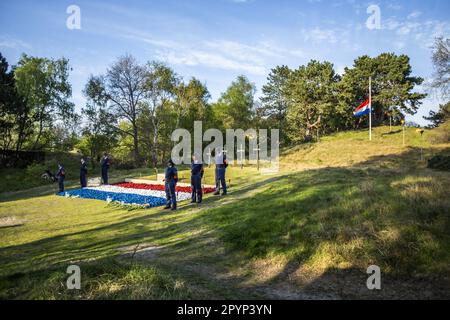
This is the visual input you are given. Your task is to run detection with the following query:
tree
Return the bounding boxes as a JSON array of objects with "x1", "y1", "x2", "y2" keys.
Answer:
[
  {"x1": 112, "y1": 122, "x2": 135, "y2": 167},
  {"x1": 285, "y1": 60, "x2": 340, "y2": 142},
  {"x1": 142, "y1": 61, "x2": 179, "y2": 167},
  {"x1": 174, "y1": 77, "x2": 211, "y2": 131},
  {"x1": 339, "y1": 53, "x2": 426, "y2": 125},
  {"x1": 14, "y1": 54, "x2": 75, "y2": 150},
  {"x1": 424, "y1": 101, "x2": 450, "y2": 128},
  {"x1": 213, "y1": 75, "x2": 255, "y2": 130},
  {"x1": 80, "y1": 79, "x2": 118, "y2": 166},
  {"x1": 85, "y1": 55, "x2": 147, "y2": 165},
  {"x1": 259, "y1": 65, "x2": 292, "y2": 142},
  {"x1": 51, "y1": 123, "x2": 80, "y2": 152},
  {"x1": 0, "y1": 52, "x2": 21, "y2": 151},
  {"x1": 431, "y1": 37, "x2": 450, "y2": 98}
]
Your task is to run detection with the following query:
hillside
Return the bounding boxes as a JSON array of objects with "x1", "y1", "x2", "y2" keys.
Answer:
[
  {"x1": 0, "y1": 124, "x2": 449, "y2": 299},
  {"x1": 281, "y1": 124, "x2": 449, "y2": 171}
]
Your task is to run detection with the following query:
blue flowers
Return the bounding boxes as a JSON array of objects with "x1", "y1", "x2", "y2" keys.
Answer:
[{"x1": 58, "y1": 188, "x2": 166, "y2": 208}]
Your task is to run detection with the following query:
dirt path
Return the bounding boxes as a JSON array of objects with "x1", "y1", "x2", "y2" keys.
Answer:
[{"x1": 118, "y1": 244, "x2": 330, "y2": 300}]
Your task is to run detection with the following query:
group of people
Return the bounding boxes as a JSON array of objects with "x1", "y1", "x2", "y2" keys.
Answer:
[
  {"x1": 164, "y1": 149, "x2": 228, "y2": 211},
  {"x1": 55, "y1": 153, "x2": 110, "y2": 193},
  {"x1": 55, "y1": 148, "x2": 229, "y2": 211}
]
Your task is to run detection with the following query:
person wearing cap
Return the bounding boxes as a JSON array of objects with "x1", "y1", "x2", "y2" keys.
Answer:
[
  {"x1": 214, "y1": 148, "x2": 228, "y2": 196},
  {"x1": 101, "y1": 152, "x2": 110, "y2": 185},
  {"x1": 55, "y1": 163, "x2": 66, "y2": 193},
  {"x1": 191, "y1": 153, "x2": 204, "y2": 204},
  {"x1": 164, "y1": 159, "x2": 178, "y2": 210},
  {"x1": 80, "y1": 157, "x2": 88, "y2": 188}
]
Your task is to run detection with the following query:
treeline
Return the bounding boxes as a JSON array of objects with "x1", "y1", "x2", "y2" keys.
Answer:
[
  {"x1": 1, "y1": 46, "x2": 445, "y2": 168},
  {"x1": 0, "y1": 54, "x2": 77, "y2": 155}
]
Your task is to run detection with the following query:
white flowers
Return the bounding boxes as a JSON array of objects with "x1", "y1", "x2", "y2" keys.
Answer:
[{"x1": 86, "y1": 185, "x2": 191, "y2": 201}]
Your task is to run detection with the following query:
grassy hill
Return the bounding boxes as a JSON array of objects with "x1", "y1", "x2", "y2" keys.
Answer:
[
  {"x1": 281, "y1": 124, "x2": 449, "y2": 170},
  {"x1": 0, "y1": 124, "x2": 449, "y2": 299}
]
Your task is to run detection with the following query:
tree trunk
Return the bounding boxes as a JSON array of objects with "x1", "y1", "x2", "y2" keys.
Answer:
[
  {"x1": 151, "y1": 118, "x2": 159, "y2": 168},
  {"x1": 305, "y1": 126, "x2": 312, "y2": 140},
  {"x1": 90, "y1": 146, "x2": 96, "y2": 170},
  {"x1": 133, "y1": 124, "x2": 140, "y2": 166},
  {"x1": 152, "y1": 131, "x2": 158, "y2": 168},
  {"x1": 15, "y1": 123, "x2": 25, "y2": 153},
  {"x1": 305, "y1": 115, "x2": 321, "y2": 142},
  {"x1": 33, "y1": 107, "x2": 44, "y2": 150}
]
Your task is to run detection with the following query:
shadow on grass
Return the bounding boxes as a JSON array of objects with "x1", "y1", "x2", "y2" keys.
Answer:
[
  {"x1": 0, "y1": 224, "x2": 24, "y2": 229},
  {"x1": 0, "y1": 256, "x2": 197, "y2": 300},
  {"x1": 0, "y1": 147, "x2": 449, "y2": 299},
  {"x1": 0, "y1": 167, "x2": 160, "y2": 203},
  {"x1": 381, "y1": 129, "x2": 403, "y2": 136}
]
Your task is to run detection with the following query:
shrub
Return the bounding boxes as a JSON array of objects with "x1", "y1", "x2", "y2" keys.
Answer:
[
  {"x1": 25, "y1": 163, "x2": 48, "y2": 178},
  {"x1": 428, "y1": 155, "x2": 450, "y2": 171}
]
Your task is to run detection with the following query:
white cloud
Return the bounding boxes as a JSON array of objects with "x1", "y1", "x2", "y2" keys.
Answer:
[
  {"x1": 302, "y1": 27, "x2": 338, "y2": 44},
  {"x1": 394, "y1": 41, "x2": 406, "y2": 50},
  {"x1": 383, "y1": 17, "x2": 450, "y2": 48},
  {"x1": 300, "y1": 24, "x2": 363, "y2": 52},
  {"x1": 396, "y1": 22, "x2": 421, "y2": 36},
  {"x1": 156, "y1": 49, "x2": 267, "y2": 75},
  {"x1": 204, "y1": 40, "x2": 275, "y2": 64},
  {"x1": 156, "y1": 38, "x2": 307, "y2": 76},
  {"x1": 336, "y1": 65, "x2": 346, "y2": 75},
  {"x1": 0, "y1": 36, "x2": 31, "y2": 50},
  {"x1": 407, "y1": 11, "x2": 422, "y2": 19},
  {"x1": 88, "y1": 22, "x2": 307, "y2": 76},
  {"x1": 258, "y1": 40, "x2": 305, "y2": 59},
  {"x1": 387, "y1": 3, "x2": 402, "y2": 10}
]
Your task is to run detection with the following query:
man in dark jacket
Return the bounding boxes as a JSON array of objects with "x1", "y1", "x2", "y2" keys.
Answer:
[
  {"x1": 80, "y1": 158, "x2": 88, "y2": 188},
  {"x1": 56, "y1": 163, "x2": 66, "y2": 193},
  {"x1": 101, "y1": 153, "x2": 110, "y2": 185},
  {"x1": 191, "y1": 153, "x2": 204, "y2": 204},
  {"x1": 214, "y1": 148, "x2": 228, "y2": 196},
  {"x1": 164, "y1": 159, "x2": 178, "y2": 210}
]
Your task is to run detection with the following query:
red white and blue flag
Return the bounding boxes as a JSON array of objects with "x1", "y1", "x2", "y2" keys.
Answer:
[
  {"x1": 353, "y1": 98, "x2": 371, "y2": 117},
  {"x1": 58, "y1": 182, "x2": 216, "y2": 208}
]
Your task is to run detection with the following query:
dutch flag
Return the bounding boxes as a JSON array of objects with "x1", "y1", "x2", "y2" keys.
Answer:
[{"x1": 353, "y1": 98, "x2": 371, "y2": 117}]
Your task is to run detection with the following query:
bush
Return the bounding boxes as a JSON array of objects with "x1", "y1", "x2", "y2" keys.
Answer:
[
  {"x1": 114, "y1": 161, "x2": 137, "y2": 170},
  {"x1": 428, "y1": 155, "x2": 450, "y2": 171},
  {"x1": 428, "y1": 120, "x2": 450, "y2": 144},
  {"x1": 25, "y1": 163, "x2": 48, "y2": 178}
]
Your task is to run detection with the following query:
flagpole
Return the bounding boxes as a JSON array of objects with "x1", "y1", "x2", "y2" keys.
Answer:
[{"x1": 369, "y1": 77, "x2": 372, "y2": 142}]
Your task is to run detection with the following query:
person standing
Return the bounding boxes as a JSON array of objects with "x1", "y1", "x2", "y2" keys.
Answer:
[
  {"x1": 56, "y1": 163, "x2": 66, "y2": 193},
  {"x1": 191, "y1": 153, "x2": 204, "y2": 204},
  {"x1": 164, "y1": 159, "x2": 178, "y2": 210},
  {"x1": 214, "y1": 148, "x2": 228, "y2": 196},
  {"x1": 80, "y1": 158, "x2": 88, "y2": 188},
  {"x1": 101, "y1": 153, "x2": 110, "y2": 185}
]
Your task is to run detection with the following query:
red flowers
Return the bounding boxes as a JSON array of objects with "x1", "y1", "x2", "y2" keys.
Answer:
[{"x1": 114, "y1": 182, "x2": 215, "y2": 194}]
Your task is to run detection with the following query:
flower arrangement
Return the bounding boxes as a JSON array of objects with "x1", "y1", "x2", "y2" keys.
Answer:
[
  {"x1": 114, "y1": 182, "x2": 216, "y2": 194},
  {"x1": 59, "y1": 188, "x2": 166, "y2": 207},
  {"x1": 58, "y1": 181, "x2": 216, "y2": 208}
]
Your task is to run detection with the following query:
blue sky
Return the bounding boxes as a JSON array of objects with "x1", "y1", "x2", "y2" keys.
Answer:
[{"x1": 1, "y1": 0, "x2": 449, "y2": 125}]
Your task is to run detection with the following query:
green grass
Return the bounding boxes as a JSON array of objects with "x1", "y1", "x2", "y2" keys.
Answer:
[
  {"x1": 204, "y1": 168, "x2": 450, "y2": 275},
  {"x1": 281, "y1": 125, "x2": 449, "y2": 170},
  {"x1": 1, "y1": 125, "x2": 449, "y2": 299},
  {"x1": 0, "y1": 258, "x2": 193, "y2": 300}
]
